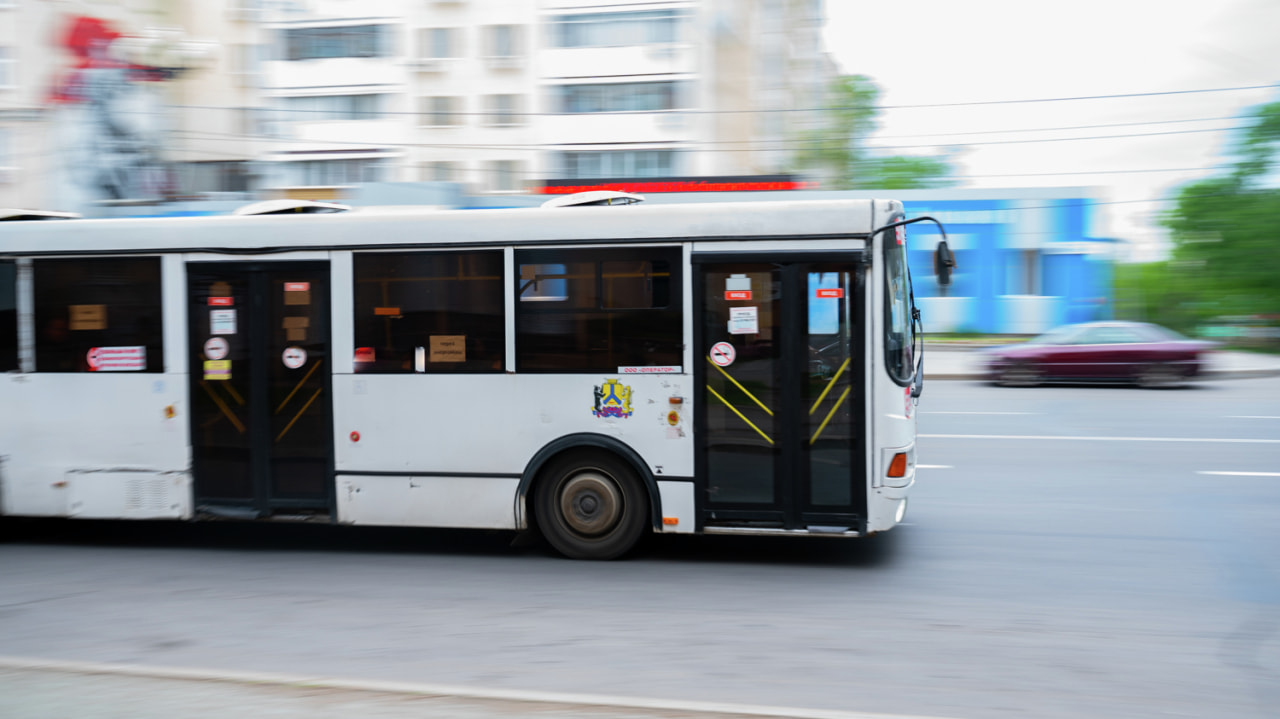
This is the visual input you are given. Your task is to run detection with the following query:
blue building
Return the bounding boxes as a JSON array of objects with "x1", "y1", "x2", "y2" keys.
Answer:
[
  {"x1": 634, "y1": 186, "x2": 1117, "y2": 335},
  {"x1": 889, "y1": 188, "x2": 1116, "y2": 335}
]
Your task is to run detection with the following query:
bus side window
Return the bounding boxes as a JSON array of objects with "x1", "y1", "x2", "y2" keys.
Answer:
[
  {"x1": 353, "y1": 250, "x2": 505, "y2": 373},
  {"x1": 515, "y1": 247, "x2": 682, "y2": 373},
  {"x1": 32, "y1": 257, "x2": 164, "y2": 373},
  {"x1": 0, "y1": 260, "x2": 16, "y2": 372}
]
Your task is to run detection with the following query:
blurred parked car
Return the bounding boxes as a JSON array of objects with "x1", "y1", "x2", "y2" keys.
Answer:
[{"x1": 984, "y1": 321, "x2": 1216, "y2": 388}]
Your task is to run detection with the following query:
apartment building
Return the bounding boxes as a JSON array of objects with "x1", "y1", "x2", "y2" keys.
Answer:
[
  {"x1": 251, "y1": 0, "x2": 833, "y2": 197},
  {"x1": 1, "y1": 0, "x2": 834, "y2": 210}
]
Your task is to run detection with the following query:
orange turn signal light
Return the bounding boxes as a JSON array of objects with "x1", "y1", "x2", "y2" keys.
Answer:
[
  {"x1": 887, "y1": 452, "x2": 908, "y2": 478},
  {"x1": 662, "y1": 517, "x2": 679, "y2": 526}
]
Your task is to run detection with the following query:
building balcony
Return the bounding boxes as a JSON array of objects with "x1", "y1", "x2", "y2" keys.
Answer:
[
  {"x1": 541, "y1": 44, "x2": 695, "y2": 79},
  {"x1": 483, "y1": 55, "x2": 526, "y2": 71},
  {"x1": 540, "y1": 112, "x2": 692, "y2": 145},
  {"x1": 263, "y1": 59, "x2": 405, "y2": 89},
  {"x1": 408, "y1": 58, "x2": 457, "y2": 73}
]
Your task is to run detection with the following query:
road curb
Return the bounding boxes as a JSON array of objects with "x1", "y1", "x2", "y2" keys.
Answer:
[{"x1": 0, "y1": 656, "x2": 955, "y2": 719}]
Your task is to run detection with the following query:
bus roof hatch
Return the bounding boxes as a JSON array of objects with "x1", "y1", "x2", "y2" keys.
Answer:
[
  {"x1": 540, "y1": 191, "x2": 645, "y2": 208},
  {"x1": 233, "y1": 200, "x2": 351, "y2": 216}
]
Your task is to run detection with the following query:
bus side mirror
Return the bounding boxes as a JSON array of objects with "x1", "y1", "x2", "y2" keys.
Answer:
[{"x1": 934, "y1": 240, "x2": 955, "y2": 287}]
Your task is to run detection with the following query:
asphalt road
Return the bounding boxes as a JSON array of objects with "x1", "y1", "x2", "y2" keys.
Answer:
[{"x1": 2, "y1": 377, "x2": 1278, "y2": 719}]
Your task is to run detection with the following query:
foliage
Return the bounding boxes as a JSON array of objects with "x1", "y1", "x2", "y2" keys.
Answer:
[
  {"x1": 1138, "y1": 102, "x2": 1280, "y2": 332},
  {"x1": 1111, "y1": 261, "x2": 1206, "y2": 333},
  {"x1": 792, "y1": 75, "x2": 956, "y2": 190}
]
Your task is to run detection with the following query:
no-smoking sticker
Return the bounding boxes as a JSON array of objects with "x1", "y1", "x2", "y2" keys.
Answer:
[
  {"x1": 709, "y1": 341, "x2": 736, "y2": 367},
  {"x1": 204, "y1": 337, "x2": 229, "y2": 360},
  {"x1": 282, "y1": 346, "x2": 307, "y2": 369}
]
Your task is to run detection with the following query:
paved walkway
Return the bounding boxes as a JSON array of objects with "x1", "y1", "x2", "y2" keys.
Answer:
[{"x1": 922, "y1": 345, "x2": 1280, "y2": 381}]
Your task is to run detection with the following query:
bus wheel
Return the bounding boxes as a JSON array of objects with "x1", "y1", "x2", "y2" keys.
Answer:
[{"x1": 535, "y1": 451, "x2": 647, "y2": 560}]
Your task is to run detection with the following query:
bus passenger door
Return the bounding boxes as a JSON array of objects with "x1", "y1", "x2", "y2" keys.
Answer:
[
  {"x1": 694, "y1": 259, "x2": 867, "y2": 533},
  {"x1": 187, "y1": 262, "x2": 333, "y2": 518}
]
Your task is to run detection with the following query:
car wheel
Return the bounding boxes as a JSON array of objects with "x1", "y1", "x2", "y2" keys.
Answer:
[
  {"x1": 534, "y1": 451, "x2": 648, "y2": 560},
  {"x1": 1137, "y1": 362, "x2": 1183, "y2": 389},
  {"x1": 999, "y1": 361, "x2": 1042, "y2": 387}
]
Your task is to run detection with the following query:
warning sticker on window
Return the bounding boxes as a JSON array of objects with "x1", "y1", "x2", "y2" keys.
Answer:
[
  {"x1": 86, "y1": 346, "x2": 146, "y2": 372},
  {"x1": 728, "y1": 306, "x2": 758, "y2": 335}
]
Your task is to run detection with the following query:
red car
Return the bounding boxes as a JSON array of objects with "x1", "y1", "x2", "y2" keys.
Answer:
[{"x1": 984, "y1": 321, "x2": 1216, "y2": 388}]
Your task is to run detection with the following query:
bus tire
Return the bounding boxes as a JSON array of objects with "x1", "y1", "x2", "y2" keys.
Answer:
[{"x1": 534, "y1": 450, "x2": 648, "y2": 560}]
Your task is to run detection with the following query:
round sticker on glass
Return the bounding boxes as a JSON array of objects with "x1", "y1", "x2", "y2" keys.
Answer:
[
  {"x1": 709, "y1": 341, "x2": 736, "y2": 367},
  {"x1": 204, "y1": 337, "x2": 229, "y2": 361},
  {"x1": 282, "y1": 346, "x2": 307, "y2": 369}
]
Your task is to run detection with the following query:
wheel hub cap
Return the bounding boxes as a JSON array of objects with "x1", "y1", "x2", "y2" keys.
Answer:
[{"x1": 560, "y1": 472, "x2": 622, "y2": 537}]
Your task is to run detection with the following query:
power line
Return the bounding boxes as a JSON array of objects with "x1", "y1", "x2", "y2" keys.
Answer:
[
  {"x1": 157, "y1": 116, "x2": 1253, "y2": 153},
  {"x1": 873, "y1": 83, "x2": 1280, "y2": 110},
  {"x1": 872, "y1": 114, "x2": 1249, "y2": 140},
  {"x1": 9, "y1": 81, "x2": 1272, "y2": 120},
  {"x1": 867, "y1": 125, "x2": 1241, "y2": 151}
]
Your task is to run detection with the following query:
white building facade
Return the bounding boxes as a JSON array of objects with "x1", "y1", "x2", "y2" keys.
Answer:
[
  {"x1": 1, "y1": 0, "x2": 835, "y2": 211},
  {"x1": 255, "y1": 0, "x2": 834, "y2": 198}
]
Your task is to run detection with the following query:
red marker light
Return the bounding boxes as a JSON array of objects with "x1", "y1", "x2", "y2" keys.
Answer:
[{"x1": 350, "y1": 431, "x2": 361, "y2": 442}]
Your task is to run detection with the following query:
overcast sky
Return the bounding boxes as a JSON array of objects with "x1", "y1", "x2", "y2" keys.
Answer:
[{"x1": 821, "y1": 0, "x2": 1280, "y2": 260}]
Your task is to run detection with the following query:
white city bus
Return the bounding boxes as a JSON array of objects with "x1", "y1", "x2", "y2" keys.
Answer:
[{"x1": 0, "y1": 197, "x2": 949, "y2": 559}]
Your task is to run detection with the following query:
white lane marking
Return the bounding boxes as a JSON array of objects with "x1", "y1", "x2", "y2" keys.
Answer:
[
  {"x1": 917, "y1": 465, "x2": 953, "y2": 469},
  {"x1": 923, "y1": 411, "x2": 1034, "y2": 415},
  {"x1": 1197, "y1": 471, "x2": 1280, "y2": 477},
  {"x1": 1226, "y1": 415, "x2": 1280, "y2": 419},
  {"x1": 922, "y1": 434, "x2": 1280, "y2": 444},
  {"x1": 0, "y1": 656, "x2": 962, "y2": 719}
]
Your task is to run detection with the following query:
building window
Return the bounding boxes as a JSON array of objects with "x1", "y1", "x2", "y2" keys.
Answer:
[
  {"x1": 484, "y1": 24, "x2": 523, "y2": 57},
  {"x1": 420, "y1": 161, "x2": 460, "y2": 182},
  {"x1": 483, "y1": 94, "x2": 523, "y2": 126},
  {"x1": 33, "y1": 257, "x2": 164, "y2": 373},
  {"x1": 554, "y1": 81, "x2": 687, "y2": 113},
  {"x1": 278, "y1": 94, "x2": 383, "y2": 121},
  {"x1": 418, "y1": 27, "x2": 460, "y2": 58},
  {"x1": 177, "y1": 161, "x2": 251, "y2": 194},
  {"x1": 0, "y1": 260, "x2": 15, "y2": 371},
  {"x1": 516, "y1": 247, "x2": 682, "y2": 372},
  {"x1": 550, "y1": 10, "x2": 686, "y2": 48},
  {"x1": 280, "y1": 159, "x2": 386, "y2": 187},
  {"x1": 231, "y1": 43, "x2": 261, "y2": 77},
  {"x1": 0, "y1": 47, "x2": 14, "y2": 88},
  {"x1": 1005, "y1": 249, "x2": 1041, "y2": 295},
  {"x1": 283, "y1": 25, "x2": 391, "y2": 61},
  {"x1": 353, "y1": 251, "x2": 505, "y2": 373},
  {"x1": 557, "y1": 150, "x2": 678, "y2": 179},
  {"x1": 419, "y1": 96, "x2": 462, "y2": 127},
  {"x1": 0, "y1": 127, "x2": 12, "y2": 180},
  {"x1": 486, "y1": 160, "x2": 522, "y2": 192}
]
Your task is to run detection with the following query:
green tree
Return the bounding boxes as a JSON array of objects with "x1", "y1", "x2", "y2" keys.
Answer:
[
  {"x1": 792, "y1": 75, "x2": 955, "y2": 190},
  {"x1": 1162, "y1": 102, "x2": 1280, "y2": 326}
]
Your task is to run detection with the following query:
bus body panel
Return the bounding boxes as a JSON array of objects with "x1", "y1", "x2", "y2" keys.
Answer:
[
  {"x1": 0, "y1": 373, "x2": 191, "y2": 517},
  {"x1": 332, "y1": 374, "x2": 694, "y2": 479},
  {"x1": 336, "y1": 475, "x2": 520, "y2": 530}
]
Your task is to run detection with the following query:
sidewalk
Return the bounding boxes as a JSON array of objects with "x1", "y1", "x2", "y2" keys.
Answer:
[
  {"x1": 922, "y1": 345, "x2": 1280, "y2": 381},
  {"x1": 0, "y1": 658, "x2": 947, "y2": 719}
]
